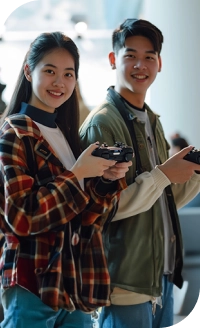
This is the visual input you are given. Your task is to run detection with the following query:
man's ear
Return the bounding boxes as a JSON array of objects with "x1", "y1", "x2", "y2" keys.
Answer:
[
  {"x1": 109, "y1": 52, "x2": 116, "y2": 70},
  {"x1": 24, "y1": 64, "x2": 32, "y2": 81},
  {"x1": 158, "y1": 56, "x2": 162, "y2": 72}
]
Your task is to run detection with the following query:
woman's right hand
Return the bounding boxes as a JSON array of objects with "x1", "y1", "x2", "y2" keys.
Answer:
[{"x1": 70, "y1": 143, "x2": 116, "y2": 181}]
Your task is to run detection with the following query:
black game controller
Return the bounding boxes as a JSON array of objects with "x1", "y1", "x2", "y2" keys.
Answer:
[
  {"x1": 92, "y1": 142, "x2": 133, "y2": 163},
  {"x1": 184, "y1": 148, "x2": 200, "y2": 164}
]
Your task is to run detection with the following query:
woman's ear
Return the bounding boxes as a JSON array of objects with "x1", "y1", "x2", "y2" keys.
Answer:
[
  {"x1": 158, "y1": 56, "x2": 162, "y2": 72},
  {"x1": 109, "y1": 52, "x2": 116, "y2": 70},
  {"x1": 24, "y1": 64, "x2": 32, "y2": 82}
]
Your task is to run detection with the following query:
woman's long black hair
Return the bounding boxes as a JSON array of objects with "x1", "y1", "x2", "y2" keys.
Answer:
[{"x1": 1, "y1": 31, "x2": 81, "y2": 158}]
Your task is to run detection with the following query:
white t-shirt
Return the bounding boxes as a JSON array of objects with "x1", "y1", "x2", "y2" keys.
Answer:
[{"x1": 34, "y1": 122, "x2": 84, "y2": 190}]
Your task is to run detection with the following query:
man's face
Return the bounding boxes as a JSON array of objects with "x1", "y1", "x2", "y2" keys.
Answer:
[{"x1": 109, "y1": 35, "x2": 162, "y2": 102}]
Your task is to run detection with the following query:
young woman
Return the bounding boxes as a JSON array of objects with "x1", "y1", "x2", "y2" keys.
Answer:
[{"x1": 0, "y1": 31, "x2": 131, "y2": 328}]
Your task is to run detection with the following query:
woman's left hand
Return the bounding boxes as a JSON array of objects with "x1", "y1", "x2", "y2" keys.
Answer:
[{"x1": 103, "y1": 161, "x2": 132, "y2": 181}]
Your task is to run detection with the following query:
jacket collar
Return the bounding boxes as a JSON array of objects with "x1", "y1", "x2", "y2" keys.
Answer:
[
  {"x1": 4, "y1": 108, "x2": 62, "y2": 167},
  {"x1": 107, "y1": 86, "x2": 160, "y2": 122}
]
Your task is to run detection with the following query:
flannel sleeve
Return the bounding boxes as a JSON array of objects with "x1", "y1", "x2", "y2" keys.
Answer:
[
  {"x1": 0, "y1": 129, "x2": 91, "y2": 236},
  {"x1": 82, "y1": 176, "x2": 127, "y2": 226}
]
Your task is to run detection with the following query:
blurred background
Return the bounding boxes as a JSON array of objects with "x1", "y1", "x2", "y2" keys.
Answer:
[
  {"x1": 1, "y1": 0, "x2": 200, "y2": 147},
  {"x1": 0, "y1": 0, "x2": 200, "y2": 326},
  {"x1": 0, "y1": 0, "x2": 144, "y2": 113}
]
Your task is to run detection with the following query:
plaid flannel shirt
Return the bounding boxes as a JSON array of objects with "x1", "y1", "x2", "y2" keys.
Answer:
[{"x1": 0, "y1": 114, "x2": 127, "y2": 312}]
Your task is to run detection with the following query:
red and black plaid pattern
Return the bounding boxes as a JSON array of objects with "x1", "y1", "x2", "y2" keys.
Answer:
[{"x1": 0, "y1": 114, "x2": 127, "y2": 311}]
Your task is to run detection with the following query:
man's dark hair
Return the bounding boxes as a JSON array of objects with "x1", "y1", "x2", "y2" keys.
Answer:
[{"x1": 112, "y1": 19, "x2": 164, "y2": 55}]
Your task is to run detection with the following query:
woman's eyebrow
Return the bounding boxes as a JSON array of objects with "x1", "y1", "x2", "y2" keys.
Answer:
[{"x1": 43, "y1": 63, "x2": 75, "y2": 71}]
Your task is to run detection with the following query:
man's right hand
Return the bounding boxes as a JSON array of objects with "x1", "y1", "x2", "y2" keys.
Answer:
[{"x1": 158, "y1": 146, "x2": 200, "y2": 183}]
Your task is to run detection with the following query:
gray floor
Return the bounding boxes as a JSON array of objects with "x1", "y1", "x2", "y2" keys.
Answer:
[{"x1": 174, "y1": 315, "x2": 186, "y2": 325}]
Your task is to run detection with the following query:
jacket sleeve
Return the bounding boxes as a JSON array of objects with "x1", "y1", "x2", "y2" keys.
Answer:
[
  {"x1": 0, "y1": 128, "x2": 126, "y2": 236},
  {"x1": 112, "y1": 169, "x2": 200, "y2": 221},
  {"x1": 111, "y1": 167, "x2": 170, "y2": 221},
  {"x1": 171, "y1": 173, "x2": 200, "y2": 209},
  {"x1": 82, "y1": 176, "x2": 127, "y2": 226}
]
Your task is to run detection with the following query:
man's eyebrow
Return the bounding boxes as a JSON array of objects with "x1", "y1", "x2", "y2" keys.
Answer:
[
  {"x1": 44, "y1": 63, "x2": 75, "y2": 71},
  {"x1": 124, "y1": 48, "x2": 157, "y2": 55}
]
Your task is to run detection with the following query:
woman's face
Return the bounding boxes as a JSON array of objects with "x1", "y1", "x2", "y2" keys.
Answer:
[{"x1": 24, "y1": 48, "x2": 77, "y2": 113}]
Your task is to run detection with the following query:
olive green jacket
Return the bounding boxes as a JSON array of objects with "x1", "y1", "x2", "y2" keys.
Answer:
[{"x1": 80, "y1": 91, "x2": 200, "y2": 296}]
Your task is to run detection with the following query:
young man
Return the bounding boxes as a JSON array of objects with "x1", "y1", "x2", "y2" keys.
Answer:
[{"x1": 79, "y1": 19, "x2": 200, "y2": 328}]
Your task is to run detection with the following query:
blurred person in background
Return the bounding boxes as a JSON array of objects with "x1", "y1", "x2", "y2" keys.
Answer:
[
  {"x1": 170, "y1": 132, "x2": 200, "y2": 208},
  {"x1": 0, "y1": 68, "x2": 7, "y2": 116},
  {"x1": 170, "y1": 132, "x2": 189, "y2": 156},
  {"x1": 0, "y1": 82, "x2": 6, "y2": 116}
]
